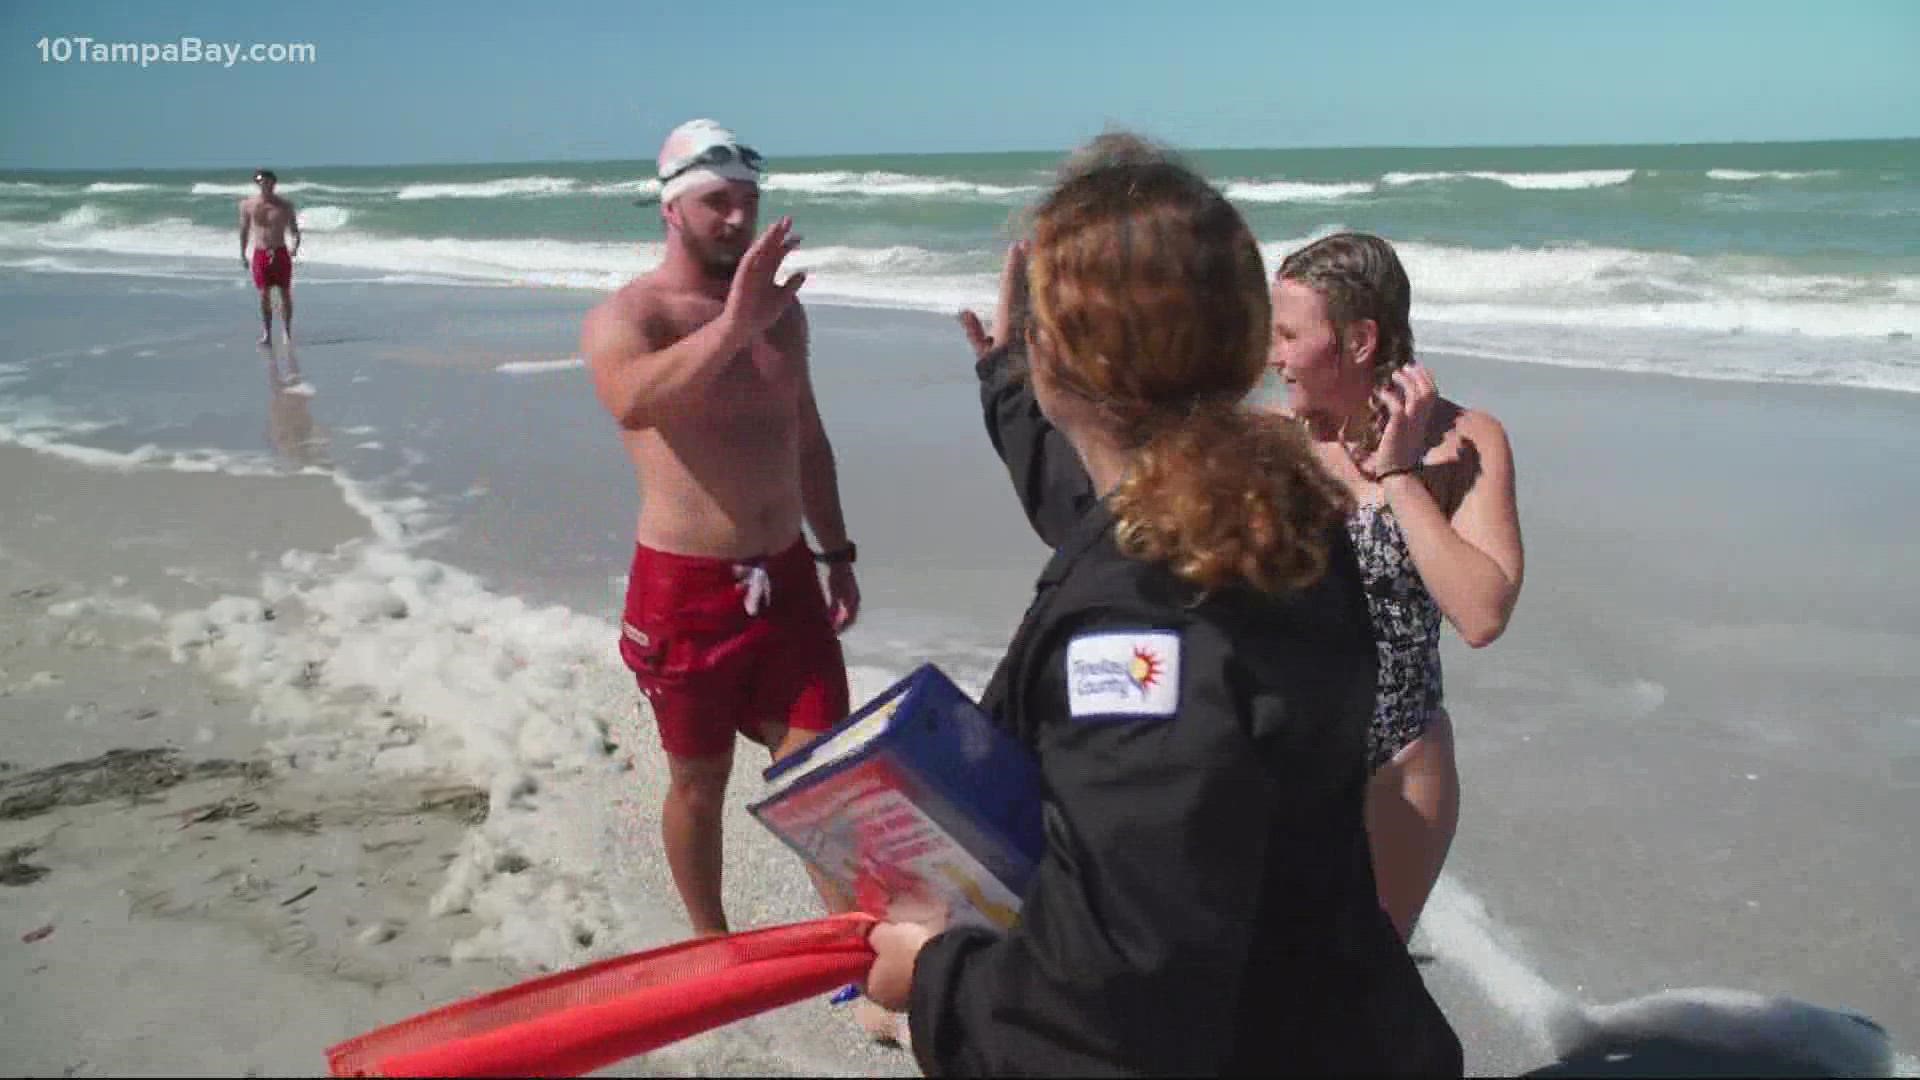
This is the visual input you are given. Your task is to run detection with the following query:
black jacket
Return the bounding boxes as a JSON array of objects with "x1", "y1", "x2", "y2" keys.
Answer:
[{"x1": 905, "y1": 346, "x2": 1463, "y2": 1076}]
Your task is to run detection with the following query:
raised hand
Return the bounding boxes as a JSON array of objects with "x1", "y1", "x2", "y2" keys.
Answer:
[
  {"x1": 958, "y1": 240, "x2": 1030, "y2": 361},
  {"x1": 1356, "y1": 362, "x2": 1439, "y2": 478},
  {"x1": 725, "y1": 216, "x2": 807, "y2": 337}
]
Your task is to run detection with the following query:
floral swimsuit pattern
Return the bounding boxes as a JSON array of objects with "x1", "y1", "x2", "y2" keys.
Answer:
[{"x1": 1347, "y1": 500, "x2": 1444, "y2": 772}]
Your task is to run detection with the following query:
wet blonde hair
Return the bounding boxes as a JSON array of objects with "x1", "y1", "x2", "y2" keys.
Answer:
[
  {"x1": 1027, "y1": 142, "x2": 1349, "y2": 594},
  {"x1": 1277, "y1": 232, "x2": 1416, "y2": 453}
]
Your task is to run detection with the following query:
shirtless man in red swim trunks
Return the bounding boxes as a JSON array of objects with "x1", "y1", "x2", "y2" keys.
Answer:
[
  {"x1": 582, "y1": 120, "x2": 862, "y2": 940},
  {"x1": 239, "y1": 168, "x2": 301, "y2": 346}
]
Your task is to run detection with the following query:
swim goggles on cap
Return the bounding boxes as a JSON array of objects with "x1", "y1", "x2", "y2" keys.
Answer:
[{"x1": 659, "y1": 143, "x2": 765, "y2": 183}]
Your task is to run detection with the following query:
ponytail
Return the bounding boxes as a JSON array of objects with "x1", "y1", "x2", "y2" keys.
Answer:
[{"x1": 1109, "y1": 401, "x2": 1350, "y2": 595}]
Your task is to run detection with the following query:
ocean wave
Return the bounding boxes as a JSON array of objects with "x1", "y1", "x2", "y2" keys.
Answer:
[
  {"x1": 0, "y1": 394, "x2": 294, "y2": 476},
  {"x1": 1380, "y1": 169, "x2": 1637, "y2": 191},
  {"x1": 2, "y1": 162, "x2": 1868, "y2": 210},
  {"x1": 31, "y1": 162, "x2": 1757, "y2": 211},
  {"x1": 399, "y1": 176, "x2": 656, "y2": 201},
  {"x1": 56, "y1": 204, "x2": 111, "y2": 227},
  {"x1": 1222, "y1": 179, "x2": 1376, "y2": 203},
  {"x1": 299, "y1": 205, "x2": 352, "y2": 231},
  {"x1": 1421, "y1": 327, "x2": 1920, "y2": 396},
  {"x1": 361, "y1": 171, "x2": 1045, "y2": 202},
  {"x1": 2, "y1": 213, "x2": 1913, "y2": 343},
  {"x1": 1413, "y1": 298, "x2": 1915, "y2": 343},
  {"x1": 0, "y1": 254, "x2": 235, "y2": 281},
  {"x1": 1361, "y1": 240, "x2": 1915, "y2": 338},
  {"x1": 190, "y1": 181, "x2": 388, "y2": 197},
  {"x1": 394, "y1": 176, "x2": 581, "y2": 200},
  {"x1": 0, "y1": 212, "x2": 1002, "y2": 303},
  {"x1": 0, "y1": 429, "x2": 294, "y2": 475},
  {"x1": 764, "y1": 171, "x2": 1041, "y2": 199},
  {"x1": 496, "y1": 357, "x2": 586, "y2": 375},
  {"x1": 583, "y1": 179, "x2": 659, "y2": 197},
  {"x1": 1706, "y1": 169, "x2": 1836, "y2": 182}
]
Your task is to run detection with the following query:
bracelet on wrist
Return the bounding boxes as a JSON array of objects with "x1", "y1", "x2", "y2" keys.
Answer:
[
  {"x1": 1376, "y1": 462, "x2": 1423, "y2": 481},
  {"x1": 813, "y1": 543, "x2": 857, "y2": 566}
]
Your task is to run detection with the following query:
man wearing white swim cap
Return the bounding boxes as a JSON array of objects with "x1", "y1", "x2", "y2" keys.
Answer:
[
  {"x1": 655, "y1": 118, "x2": 765, "y2": 207},
  {"x1": 582, "y1": 118, "x2": 871, "y2": 1017}
]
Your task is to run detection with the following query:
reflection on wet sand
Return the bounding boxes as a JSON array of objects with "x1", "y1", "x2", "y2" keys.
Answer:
[{"x1": 263, "y1": 343, "x2": 329, "y2": 468}]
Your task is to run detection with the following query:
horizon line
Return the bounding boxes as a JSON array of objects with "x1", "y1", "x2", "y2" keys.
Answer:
[{"x1": 4, "y1": 133, "x2": 1916, "y2": 175}]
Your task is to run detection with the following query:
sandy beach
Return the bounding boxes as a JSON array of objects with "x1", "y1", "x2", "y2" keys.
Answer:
[
  {"x1": 0, "y1": 449, "x2": 522, "y2": 1076},
  {"x1": 0, "y1": 432, "x2": 921, "y2": 1078},
  {"x1": 1, "y1": 267, "x2": 1915, "y2": 1076}
]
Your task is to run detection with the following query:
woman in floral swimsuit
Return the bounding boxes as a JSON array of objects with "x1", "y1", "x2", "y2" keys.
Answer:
[{"x1": 1268, "y1": 233, "x2": 1527, "y2": 941}]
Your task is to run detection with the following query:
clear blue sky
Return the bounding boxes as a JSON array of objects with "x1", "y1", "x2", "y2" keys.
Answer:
[{"x1": 2, "y1": 0, "x2": 1915, "y2": 170}]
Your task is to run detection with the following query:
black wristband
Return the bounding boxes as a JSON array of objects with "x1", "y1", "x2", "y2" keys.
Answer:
[
  {"x1": 813, "y1": 543, "x2": 857, "y2": 565},
  {"x1": 1376, "y1": 463, "x2": 1423, "y2": 481}
]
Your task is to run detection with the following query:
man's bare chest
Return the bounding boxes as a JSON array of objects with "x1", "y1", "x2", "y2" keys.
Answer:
[
  {"x1": 659, "y1": 302, "x2": 801, "y2": 402},
  {"x1": 688, "y1": 350, "x2": 793, "y2": 436}
]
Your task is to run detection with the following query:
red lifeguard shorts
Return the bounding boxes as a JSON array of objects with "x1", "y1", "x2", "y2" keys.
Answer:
[
  {"x1": 618, "y1": 536, "x2": 849, "y2": 759},
  {"x1": 251, "y1": 246, "x2": 293, "y2": 290}
]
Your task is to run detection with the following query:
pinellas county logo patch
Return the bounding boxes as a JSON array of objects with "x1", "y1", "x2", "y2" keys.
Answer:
[{"x1": 1065, "y1": 631, "x2": 1181, "y2": 720}]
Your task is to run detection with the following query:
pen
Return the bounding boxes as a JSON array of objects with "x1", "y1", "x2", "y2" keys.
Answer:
[{"x1": 830, "y1": 984, "x2": 861, "y2": 1005}]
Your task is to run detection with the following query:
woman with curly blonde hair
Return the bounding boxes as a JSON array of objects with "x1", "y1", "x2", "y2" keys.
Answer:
[{"x1": 859, "y1": 137, "x2": 1460, "y2": 1076}]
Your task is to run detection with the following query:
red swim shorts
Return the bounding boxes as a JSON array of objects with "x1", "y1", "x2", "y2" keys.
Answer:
[
  {"x1": 618, "y1": 536, "x2": 849, "y2": 759},
  {"x1": 251, "y1": 246, "x2": 293, "y2": 290}
]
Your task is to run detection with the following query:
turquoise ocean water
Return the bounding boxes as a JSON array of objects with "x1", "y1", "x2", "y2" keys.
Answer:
[{"x1": 3, "y1": 138, "x2": 1916, "y2": 390}]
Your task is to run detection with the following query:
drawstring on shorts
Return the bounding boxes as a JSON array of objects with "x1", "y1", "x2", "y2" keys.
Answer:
[{"x1": 733, "y1": 557, "x2": 772, "y2": 616}]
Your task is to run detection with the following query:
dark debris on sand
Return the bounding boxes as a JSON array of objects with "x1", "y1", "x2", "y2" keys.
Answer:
[
  {"x1": 0, "y1": 748, "x2": 270, "y2": 821},
  {"x1": 416, "y1": 785, "x2": 489, "y2": 825},
  {"x1": 1, "y1": 843, "x2": 50, "y2": 886}
]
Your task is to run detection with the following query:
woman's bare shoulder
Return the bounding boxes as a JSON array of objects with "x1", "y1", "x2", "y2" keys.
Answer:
[{"x1": 1424, "y1": 400, "x2": 1513, "y2": 510}]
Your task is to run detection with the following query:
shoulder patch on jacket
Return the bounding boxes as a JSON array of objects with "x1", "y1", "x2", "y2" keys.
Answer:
[{"x1": 1065, "y1": 630, "x2": 1181, "y2": 721}]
